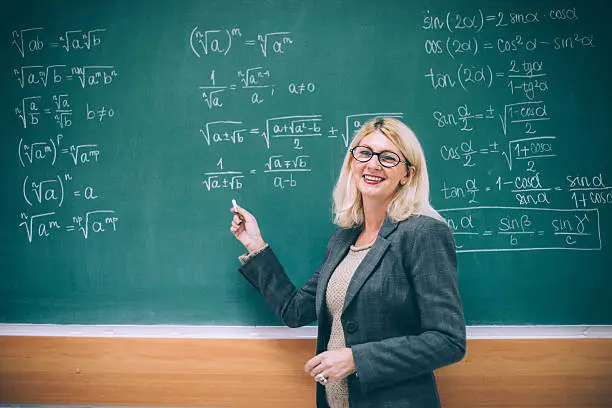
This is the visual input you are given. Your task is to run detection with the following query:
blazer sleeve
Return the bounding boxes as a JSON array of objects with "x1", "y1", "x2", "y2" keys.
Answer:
[
  {"x1": 351, "y1": 218, "x2": 466, "y2": 393},
  {"x1": 238, "y1": 233, "x2": 335, "y2": 328}
]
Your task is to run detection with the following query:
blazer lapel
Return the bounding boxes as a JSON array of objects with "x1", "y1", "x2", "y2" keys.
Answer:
[
  {"x1": 342, "y1": 217, "x2": 399, "y2": 314},
  {"x1": 316, "y1": 227, "x2": 360, "y2": 318}
]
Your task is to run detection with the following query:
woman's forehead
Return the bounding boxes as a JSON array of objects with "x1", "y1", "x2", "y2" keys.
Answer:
[{"x1": 360, "y1": 131, "x2": 400, "y2": 151}]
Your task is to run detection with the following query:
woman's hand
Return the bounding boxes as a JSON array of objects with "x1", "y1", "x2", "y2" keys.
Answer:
[
  {"x1": 230, "y1": 205, "x2": 266, "y2": 253},
  {"x1": 304, "y1": 348, "x2": 356, "y2": 384}
]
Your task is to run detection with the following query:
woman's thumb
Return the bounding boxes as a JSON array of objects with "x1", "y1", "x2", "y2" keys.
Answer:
[{"x1": 236, "y1": 205, "x2": 254, "y2": 222}]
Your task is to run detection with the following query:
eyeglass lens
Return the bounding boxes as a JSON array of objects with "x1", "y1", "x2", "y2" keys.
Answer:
[{"x1": 352, "y1": 146, "x2": 401, "y2": 167}]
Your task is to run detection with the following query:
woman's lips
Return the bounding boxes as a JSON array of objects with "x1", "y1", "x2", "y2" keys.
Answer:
[{"x1": 363, "y1": 174, "x2": 385, "y2": 184}]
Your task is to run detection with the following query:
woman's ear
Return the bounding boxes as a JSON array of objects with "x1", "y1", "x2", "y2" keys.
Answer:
[{"x1": 400, "y1": 166, "x2": 415, "y2": 185}]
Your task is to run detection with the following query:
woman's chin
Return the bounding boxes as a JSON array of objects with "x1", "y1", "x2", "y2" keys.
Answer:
[{"x1": 359, "y1": 189, "x2": 393, "y2": 204}]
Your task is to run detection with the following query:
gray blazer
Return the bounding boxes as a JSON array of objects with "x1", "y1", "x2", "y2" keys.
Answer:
[{"x1": 239, "y1": 215, "x2": 466, "y2": 408}]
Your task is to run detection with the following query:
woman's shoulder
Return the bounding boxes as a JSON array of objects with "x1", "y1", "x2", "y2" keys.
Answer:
[
  {"x1": 326, "y1": 224, "x2": 359, "y2": 245},
  {"x1": 393, "y1": 214, "x2": 456, "y2": 257},
  {"x1": 396, "y1": 213, "x2": 452, "y2": 237}
]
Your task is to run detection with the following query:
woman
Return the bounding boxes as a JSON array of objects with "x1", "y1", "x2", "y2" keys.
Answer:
[{"x1": 230, "y1": 117, "x2": 466, "y2": 407}]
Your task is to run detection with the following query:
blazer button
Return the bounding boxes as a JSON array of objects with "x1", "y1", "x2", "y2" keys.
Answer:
[{"x1": 345, "y1": 321, "x2": 357, "y2": 333}]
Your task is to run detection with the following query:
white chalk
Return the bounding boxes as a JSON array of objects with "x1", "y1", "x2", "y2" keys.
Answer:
[{"x1": 232, "y1": 198, "x2": 238, "y2": 210}]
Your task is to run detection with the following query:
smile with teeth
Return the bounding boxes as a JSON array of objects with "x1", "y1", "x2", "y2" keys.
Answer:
[{"x1": 363, "y1": 174, "x2": 385, "y2": 184}]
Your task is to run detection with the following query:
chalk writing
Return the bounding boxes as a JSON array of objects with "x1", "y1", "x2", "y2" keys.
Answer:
[
  {"x1": 440, "y1": 207, "x2": 601, "y2": 252},
  {"x1": 190, "y1": 26, "x2": 293, "y2": 58},
  {"x1": 12, "y1": 24, "x2": 118, "y2": 243}
]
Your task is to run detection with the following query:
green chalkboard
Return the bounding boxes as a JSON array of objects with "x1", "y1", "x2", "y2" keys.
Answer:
[{"x1": 1, "y1": 0, "x2": 611, "y2": 325}]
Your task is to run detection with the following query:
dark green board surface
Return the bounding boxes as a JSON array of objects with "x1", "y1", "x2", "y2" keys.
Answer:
[{"x1": 1, "y1": 0, "x2": 611, "y2": 325}]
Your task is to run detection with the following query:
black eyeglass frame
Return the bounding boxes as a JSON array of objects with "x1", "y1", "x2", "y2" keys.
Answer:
[{"x1": 350, "y1": 145, "x2": 412, "y2": 168}]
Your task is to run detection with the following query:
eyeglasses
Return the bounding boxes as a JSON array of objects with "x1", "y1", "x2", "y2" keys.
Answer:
[{"x1": 350, "y1": 145, "x2": 411, "y2": 168}]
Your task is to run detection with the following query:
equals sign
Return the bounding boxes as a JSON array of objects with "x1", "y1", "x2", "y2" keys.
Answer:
[
  {"x1": 65, "y1": 76, "x2": 73, "y2": 80},
  {"x1": 538, "y1": 231, "x2": 545, "y2": 235},
  {"x1": 483, "y1": 231, "x2": 493, "y2": 236},
  {"x1": 479, "y1": 149, "x2": 489, "y2": 154},
  {"x1": 229, "y1": 85, "x2": 237, "y2": 90},
  {"x1": 49, "y1": 42, "x2": 60, "y2": 47},
  {"x1": 495, "y1": 72, "x2": 505, "y2": 77},
  {"x1": 250, "y1": 128, "x2": 260, "y2": 134},
  {"x1": 44, "y1": 108, "x2": 51, "y2": 114},
  {"x1": 554, "y1": 187, "x2": 563, "y2": 191},
  {"x1": 250, "y1": 170, "x2": 257, "y2": 174},
  {"x1": 483, "y1": 42, "x2": 493, "y2": 49},
  {"x1": 485, "y1": 187, "x2": 491, "y2": 191},
  {"x1": 61, "y1": 148, "x2": 69, "y2": 153},
  {"x1": 485, "y1": 16, "x2": 497, "y2": 21},
  {"x1": 244, "y1": 40, "x2": 256, "y2": 45},
  {"x1": 65, "y1": 225, "x2": 75, "y2": 231},
  {"x1": 73, "y1": 191, "x2": 81, "y2": 197}
]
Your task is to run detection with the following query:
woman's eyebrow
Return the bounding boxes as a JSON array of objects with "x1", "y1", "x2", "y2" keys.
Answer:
[
  {"x1": 380, "y1": 148, "x2": 401, "y2": 155},
  {"x1": 360, "y1": 143, "x2": 401, "y2": 155}
]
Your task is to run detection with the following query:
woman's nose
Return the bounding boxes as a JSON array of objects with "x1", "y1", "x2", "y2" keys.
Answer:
[{"x1": 366, "y1": 156, "x2": 383, "y2": 170}]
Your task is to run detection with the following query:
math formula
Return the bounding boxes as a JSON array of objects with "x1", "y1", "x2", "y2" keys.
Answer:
[
  {"x1": 7, "y1": 4, "x2": 609, "y2": 256},
  {"x1": 11, "y1": 26, "x2": 119, "y2": 243},
  {"x1": 420, "y1": 5, "x2": 609, "y2": 252}
]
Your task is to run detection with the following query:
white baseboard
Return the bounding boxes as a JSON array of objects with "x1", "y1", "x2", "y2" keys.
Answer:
[{"x1": 1, "y1": 324, "x2": 611, "y2": 339}]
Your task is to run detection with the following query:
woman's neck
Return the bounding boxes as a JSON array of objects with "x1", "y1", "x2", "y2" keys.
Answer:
[{"x1": 361, "y1": 199, "x2": 388, "y2": 235}]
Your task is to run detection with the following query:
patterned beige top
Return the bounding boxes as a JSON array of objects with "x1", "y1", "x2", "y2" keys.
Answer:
[{"x1": 324, "y1": 242, "x2": 373, "y2": 408}]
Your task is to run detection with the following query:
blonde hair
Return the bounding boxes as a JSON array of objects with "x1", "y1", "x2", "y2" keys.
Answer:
[{"x1": 332, "y1": 117, "x2": 441, "y2": 228}]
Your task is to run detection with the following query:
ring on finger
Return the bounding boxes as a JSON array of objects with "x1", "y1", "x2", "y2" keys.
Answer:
[{"x1": 315, "y1": 373, "x2": 328, "y2": 385}]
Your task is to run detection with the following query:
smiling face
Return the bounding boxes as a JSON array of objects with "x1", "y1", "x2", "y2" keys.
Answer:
[{"x1": 351, "y1": 131, "x2": 410, "y2": 206}]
